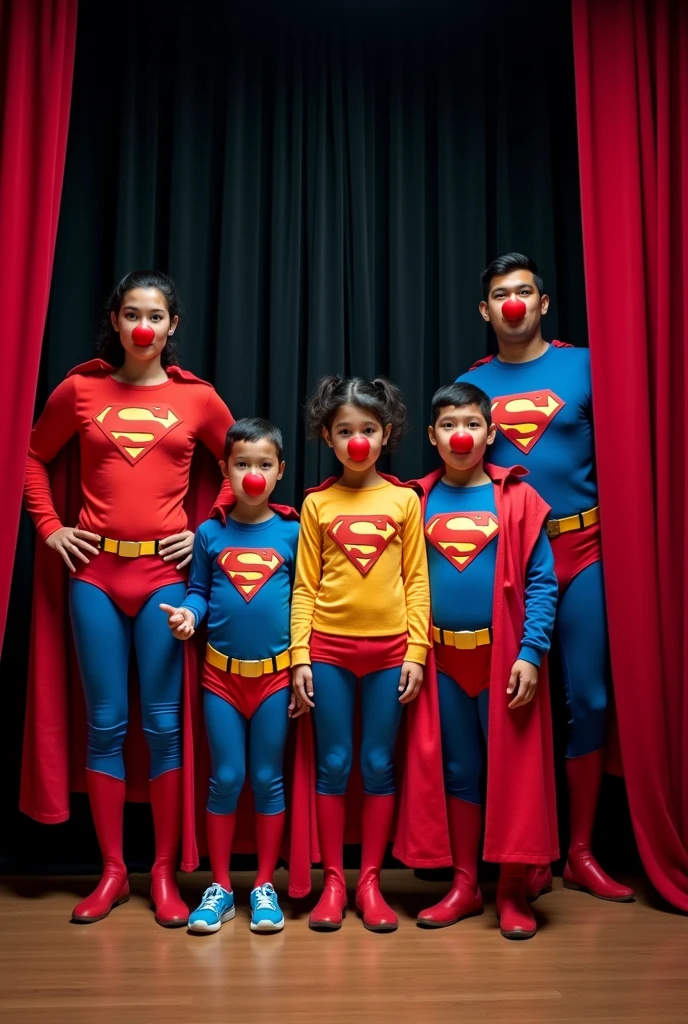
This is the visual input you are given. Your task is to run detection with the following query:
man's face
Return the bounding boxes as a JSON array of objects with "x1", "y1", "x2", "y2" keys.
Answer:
[{"x1": 479, "y1": 269, "x2": 549, "y2": 341}]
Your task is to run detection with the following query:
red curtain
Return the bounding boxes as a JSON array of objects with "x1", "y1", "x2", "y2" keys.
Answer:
[
  {"x1": 573, "y1": 0, "x2": 688, "y2": 911},
  {"x1": 0, "y1": 0, "x2": 77, "y2": 646}
]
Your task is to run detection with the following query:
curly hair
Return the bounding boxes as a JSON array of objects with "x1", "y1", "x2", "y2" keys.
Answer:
[
  {"x1": 306, "y1": 375, "x2": 408, "y2": 453},
  {"x1": 96, "y1": 270, "x2": 183, "y2": 367}
]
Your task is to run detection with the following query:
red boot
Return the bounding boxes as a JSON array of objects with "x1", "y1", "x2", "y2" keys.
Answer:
[
  {"x1": 149, "y1": 769, "x2": 189, "y2": 927},
  {"x1": 526, "y1": 865, "x2": 553, "y2": 902},
  {"x1": 564, "y1": 751, "x2": 634, "y2": 902},
  {"x1": 355, "y1": 794, "x2": 398, "y2": 933},
  {"x1": 206, "y1": 810, "x2": 237, "y2": 892},
  {"x1": 417, "y1": 797, "x2": 483, "y2": 928},
  {"x1": 255, "y1": 811, "x2": 286, "y2": 887},
  {"x1": 309, "y1": 795, "x2": 348, "y2": 931},
  {"x1": 72, "y1": 771, "x2": 129, "y2": 923},
  {"x1": 497, "y1": 864, "x2": 537, "y2": 939}
]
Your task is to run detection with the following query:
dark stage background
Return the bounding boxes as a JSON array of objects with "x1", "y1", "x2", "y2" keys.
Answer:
[{"x1": 0, "y1": 0, "x2": 636, "y2": 876}]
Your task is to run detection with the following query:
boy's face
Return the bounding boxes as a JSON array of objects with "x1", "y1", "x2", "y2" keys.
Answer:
[
  {"x1": 478, "y1": 269, "x2": 549, "y2": 343},
  {"x1": 221, "y1": 439, "x2": 285, "y2": 504},
  {"x1": 429, "y1": 403, "x2": 496, "y2": 470}
]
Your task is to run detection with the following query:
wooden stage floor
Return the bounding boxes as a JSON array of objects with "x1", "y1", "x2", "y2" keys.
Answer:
[{"x1": 0, "y1": 869, "x2": 686, "y2": 1024}]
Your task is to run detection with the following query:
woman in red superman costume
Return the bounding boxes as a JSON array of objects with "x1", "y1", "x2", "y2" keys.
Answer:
[{"x1": 21, "y1": 271, "x2": 234, "y2": 926}]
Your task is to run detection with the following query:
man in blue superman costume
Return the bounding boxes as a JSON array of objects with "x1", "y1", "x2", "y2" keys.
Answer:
[
  {"x1": 457, "y1": 252, "x2": 634, "y2": 902},
  {"x1": 412, "y1": 382, "x2": 559, "y2": 939}
]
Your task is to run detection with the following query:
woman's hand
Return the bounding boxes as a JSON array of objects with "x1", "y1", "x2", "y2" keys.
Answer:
[
  {"x1": 159, "y1": 530, "x2": 195, "y2": 570},
  {"x1": 46, "y1": 526, "x2": 101, "y2": 572}
]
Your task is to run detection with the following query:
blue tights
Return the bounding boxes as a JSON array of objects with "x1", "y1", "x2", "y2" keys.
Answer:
[
  {"x1": 311, "y1": 662, "x2": 405, "y2": 796},
  {"x1": 204, "y1": 687, "x2": 290, "y2": 816},
  {"x1": 69, "y1": 580, "x2": 186, "y2": 780},
  {"x1": 437, "y1": 672, "x2": 489, "y2": 805},
  {"x1": 557, "y1": 561, "x2": 609, "y2": 758}
]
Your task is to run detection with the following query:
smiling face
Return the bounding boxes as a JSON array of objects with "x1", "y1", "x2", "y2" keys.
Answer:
[
  {"x1": 110, "y1": 287, "x2": 178, "y2": 363},
  {"x1": 429, "y1": 403, "x2": 496, "y2": 471},
  {"x1": 323, "y1": 403, "x2": 391, "y2": 473},
  {"x1": 479, "y1": 269, "x2": 549, "y2": 344},
  {"x1": 221, "y1": 438, "x2": 285, "y2": 505}
]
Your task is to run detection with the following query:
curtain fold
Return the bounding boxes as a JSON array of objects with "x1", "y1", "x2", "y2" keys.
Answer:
[
  {"x1": 573, "y1": 0, "x2": 688, "y2": 911},
  {"x1": 0, "y1": 0, "x2": 78, "y2": 647}
]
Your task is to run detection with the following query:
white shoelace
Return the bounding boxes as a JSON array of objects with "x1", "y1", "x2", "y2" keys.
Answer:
[
  {"x1": 254, "y1": 884, "x2": 278, "y2": 911},
  {"x1": 200, "y1": 883, "x2": 228, "y2": 913}
]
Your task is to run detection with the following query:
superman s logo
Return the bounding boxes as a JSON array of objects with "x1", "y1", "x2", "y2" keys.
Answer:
[
  {"x1": 328, "y1": 515, "x2": 400, "y2": 575},
  {"x1": 491, "y1": 390, "x2": 564, "y2": 452},
  {"x1": 93, "y1": 404, "x2": 183, "y2": 465},
  {"x1": 217, "y1": 548, "x2": 285, "y2": 602},
  {"x1": 425, "y1": 511, "x2": 499, "y2": 571}
]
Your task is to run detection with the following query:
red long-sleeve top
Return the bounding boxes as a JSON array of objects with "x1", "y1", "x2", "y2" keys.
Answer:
[{"x1": 25, "y1": 361, "x2": 234, "y2": 542}]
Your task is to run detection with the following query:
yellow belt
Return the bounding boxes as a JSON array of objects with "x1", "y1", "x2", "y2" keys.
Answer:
[
  {"x1": 206, "y1": 643, "x2": 291, "y2": 678},
  {"x1": 100, "y1": 536, "x2": 160, "y2": 558},
  {"x1": 432, "y1": 626, "x2": 492, "y2": 650},
  {"x1": 545, "y1": 505, "x2": 600, "y2": 540}
]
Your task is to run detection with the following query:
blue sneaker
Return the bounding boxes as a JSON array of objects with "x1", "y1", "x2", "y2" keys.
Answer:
[
  {"x1": 250, "y1": 883, "x2": 285, "y2": 932},
  {"x1": 188, "y1": 883, "x2": 235, "y2": 933}
]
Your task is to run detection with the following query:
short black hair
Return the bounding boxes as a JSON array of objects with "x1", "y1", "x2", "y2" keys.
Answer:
[
  {"x1": 481, "y1": 253, "x2": 544, "y2": 300},
  {"x1": 431, "y1": 383, "x2": 492, "y2": 428},
  {"x1": 224, "y1": 417, "x2": 283, "y2": 462}
]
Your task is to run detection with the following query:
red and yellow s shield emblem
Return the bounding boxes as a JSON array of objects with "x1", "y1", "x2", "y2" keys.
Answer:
[
  {"x1": 425, "y1": 512, "x2": 499, "y2": 571},
  {"x1": 491, "y1": 390, "x2": 564, "y2": 452},
  {"x1": 328, "y1": 515, "x2": 400, "y2": 575},
  {"x1": 93, "y1": 404, "x2": 183, "y2": 465},
  {"x1": 217, "y1": 548, "x2": 285, "y2": 602}
]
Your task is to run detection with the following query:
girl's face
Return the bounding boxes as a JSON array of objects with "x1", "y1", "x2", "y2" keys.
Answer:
[
  {"x1": 323, "y1": 403, "x2": 392, "y2": 472},
  {"x1": 110, "y1": 287, "x2": 178, "y2": 362}
]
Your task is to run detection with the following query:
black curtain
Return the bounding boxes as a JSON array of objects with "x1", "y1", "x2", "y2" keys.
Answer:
[{"x1": 3, "y1": 0, "x2": 634, "y2": 875}]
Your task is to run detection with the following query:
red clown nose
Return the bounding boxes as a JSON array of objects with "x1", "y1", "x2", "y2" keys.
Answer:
[
  {"x1": 132, "y1": 324, "x2": 156, "y2": 347},
  {"x1": 449, "y1": 431, "x2": 474, "y2": 454},
  {"x1": 347, "y1": 436, "x2": 371, "y2": 462},
  {"x1": 501, "y1": 297, "x2": 527, "y2": 322},
  {"x1": 242, "y1": 473, "x2": 266, "y2": 497}
]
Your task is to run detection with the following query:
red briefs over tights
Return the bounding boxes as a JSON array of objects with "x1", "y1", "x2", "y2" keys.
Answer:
[
  {"x1": 202, "y1": 662, "x2": 291, "y2": 720},
  {"x1": 434, "y1": 643, "x2": 492, "y2": 699},
  {"x1": 309, "y1": 630, "x2": 408, "y2": 675},
  {"x1": 551, "y1": 519, "x2": 602, "y2": 594},
  {"x1": 73, "y1": 550, "x2": 185, "y2": 618}
]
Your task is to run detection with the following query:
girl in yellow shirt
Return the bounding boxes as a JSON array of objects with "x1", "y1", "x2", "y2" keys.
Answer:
[{"x1": 291, "y1": 376, "x2": 430, "y2": 932}]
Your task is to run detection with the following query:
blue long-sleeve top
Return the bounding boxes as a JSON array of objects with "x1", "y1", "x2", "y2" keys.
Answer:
[
  {"x1": 182, "y1": 513, "x2": 300, "y2": 661},
  {"x1": 458, "y1": 344, "x2": 597, "y2": 518},
  {"x1": 425, "y1": 479, "x2": 557, "y2": 666}
]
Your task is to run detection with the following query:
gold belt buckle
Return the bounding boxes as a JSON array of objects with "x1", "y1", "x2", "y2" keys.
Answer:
[
  {"x1": 454, "y1": 631, "x2": 477, "y2": 651},
  {"x1": 118, "y1": 541, "x2": 141, "y2": 558},
  {"x1": 545, "y1": 519, "x2": 561, "y2": 540},
  {"x1": 239, "y1": 660, "x2": 263, "y2": 679}
]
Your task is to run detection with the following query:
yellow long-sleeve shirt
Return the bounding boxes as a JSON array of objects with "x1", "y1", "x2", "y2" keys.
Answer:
[{"x1": 290, "y1": 479, "x2": 431, "y2": 666}]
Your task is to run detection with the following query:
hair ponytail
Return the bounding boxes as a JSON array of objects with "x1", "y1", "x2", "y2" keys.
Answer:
[{"x1": 306, "y1": 375, "x2": 408, "y2": 452}]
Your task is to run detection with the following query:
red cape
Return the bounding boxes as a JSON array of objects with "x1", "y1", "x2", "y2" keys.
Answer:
[
  {"x1": 285, "y1": 473, "x2": 452, "y2": 897},
  {"x1": 467, "y1": 342, "x2": 622, "y2": 776},
  {"x1": 180, "y1": 498, "x2": 318, "y2": 891},
  {"x1": 468, "y1": 338, "x2": 573, "y2": 371},
  {"x1": 19, "y1": 360, "x2": 226, "y2": 875},
  {"x1": 410, "y1": 465, "x2": 559, "y2": 864}
]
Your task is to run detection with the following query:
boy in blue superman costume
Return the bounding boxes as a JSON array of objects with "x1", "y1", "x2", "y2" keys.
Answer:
[
  {"x1": 412, "y1": 382, "x2": 558, "y2": 939},
  {"x1": 457, "y1": 252, "x2": 634, "y2": 902},
  {"x1": 162, "y1": 418, "x2": 299, "y2": 934}
]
